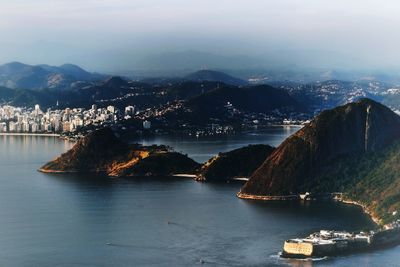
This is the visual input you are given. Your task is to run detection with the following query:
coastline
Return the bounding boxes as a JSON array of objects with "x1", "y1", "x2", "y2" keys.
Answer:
[
  {"x1": 237, "y1": 192, "x2": 381, "y2": 227},
  {"x1": 236, "y1": 192, "x2": 299, "y2": 200},
  {"x1": 0, "y1": 133, "x2": 60, "y2": 137},
  {"x1": 38, "y1": 168, "x2": 80, "y2": 173},
  {"x1": 339, "y1": 198, "x2": 381, "y2": 226},
  {"x1": 39, "y1": 168, "x2": 199, "y2": 178},
  {"x1": 0, "y1": 124, "x2": 302, "y2": 141}
]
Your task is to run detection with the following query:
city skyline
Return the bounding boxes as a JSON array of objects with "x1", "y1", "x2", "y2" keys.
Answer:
[{"x1": 0, "y1": 103, "x2": 135, "y2": 134}]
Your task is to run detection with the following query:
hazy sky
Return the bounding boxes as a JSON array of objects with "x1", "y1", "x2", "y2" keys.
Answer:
[{"x1": 1, "y1": 0, "x2": 400, "y2": 72}]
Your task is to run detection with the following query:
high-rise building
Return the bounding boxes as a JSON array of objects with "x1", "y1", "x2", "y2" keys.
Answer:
[
  {"x1": 31, "y1": 123, "x2": 39, "y2": 133},
  {"x1": 125, "y1": 106, "x2": 135, "y2": 116},
  {"x1": 62, "y1": 122, "x2": 71, "y2": 132},
  {"x1": 107, "y1": 106, "x2": 115, "y2": 114},
  {"x1": 9, "y1": 121, "x2": 16, "y2": 132}
]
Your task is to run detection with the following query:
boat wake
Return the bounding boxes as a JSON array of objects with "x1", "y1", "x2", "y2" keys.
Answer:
[{"x1": 271, "y1": 252, "x2": 328, "y2": 262}]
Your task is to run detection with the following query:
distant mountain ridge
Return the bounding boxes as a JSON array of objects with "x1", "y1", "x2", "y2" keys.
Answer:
[
  {"x1": 187, "y1": 84, "x2": 307, "y2": 115},
  {"x1": 0, "y1": 73, "x2": 155, "y2": 108},
  {"x1": 184, "y1": 70, "x2": 247, "y2": 86},
  {"x1": 0, "y1": 62, "x2": 106, "y2": 90}
]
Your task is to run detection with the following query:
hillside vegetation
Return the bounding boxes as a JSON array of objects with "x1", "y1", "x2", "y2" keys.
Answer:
[{"x1": 239, "y1": 99, "x2": 400, "y2": 224}]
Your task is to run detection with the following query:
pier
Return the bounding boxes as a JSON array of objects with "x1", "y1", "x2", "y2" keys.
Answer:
[{"x1": 172, "y1": 174, "x2": 197, "y2": 178}]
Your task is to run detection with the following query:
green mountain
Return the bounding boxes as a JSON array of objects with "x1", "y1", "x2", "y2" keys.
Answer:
[{"x1": 239, "y1": 98, "x2": 400, "y2": 224}]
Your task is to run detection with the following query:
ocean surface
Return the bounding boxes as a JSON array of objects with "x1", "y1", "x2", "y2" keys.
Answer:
[{"x1": 0, "y1": 128, "x2": 399, "y2": 267}]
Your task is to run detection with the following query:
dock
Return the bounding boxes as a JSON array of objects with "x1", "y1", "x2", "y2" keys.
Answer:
[
  {"x1": 172, "y1": 174, "x2": 197, "y2": 178},
  {"x1": 232, "y1": 177, "x2": 249, "y2": 181}
]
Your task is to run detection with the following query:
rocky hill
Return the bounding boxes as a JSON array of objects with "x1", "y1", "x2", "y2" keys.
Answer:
[
  {"x1": 39, "y1": 128, "x2": 200, "y2": 177},
  {"x1": 197, "y1": 145, "x2": 275, "y2": 182},
  {"x1": 239, "y1": 98, "x2": 400, "y2": 224}
]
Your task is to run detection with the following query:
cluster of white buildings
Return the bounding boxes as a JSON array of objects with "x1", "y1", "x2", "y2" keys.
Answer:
[{"x1": 0, "y1": 104, "x2": 138, "y2": 134}]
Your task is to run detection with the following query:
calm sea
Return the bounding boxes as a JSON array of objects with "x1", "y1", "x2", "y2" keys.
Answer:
[{"x1": 0, "y1": 128, "x2": 398, "y2": 267}]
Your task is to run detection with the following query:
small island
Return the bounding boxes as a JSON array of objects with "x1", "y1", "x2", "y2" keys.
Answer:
[{"x1": 39, "y1": 127, "x2": 200, "y2": 177}]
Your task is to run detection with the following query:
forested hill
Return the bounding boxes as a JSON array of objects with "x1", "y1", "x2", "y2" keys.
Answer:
[{"x1": 239, "y1": 98, "x2": 400, "y2": 224}]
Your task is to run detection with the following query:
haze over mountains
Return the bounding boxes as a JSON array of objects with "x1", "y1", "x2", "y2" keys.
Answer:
[
  {"x1": 184, "y1": 70, "x2": 247, "y2": 86},
  {"x1": 1, "y1": 61, "x2": 400, "y2": 119},
  {"x1": 3, "y1": 1, "x2": 400, "y2": 73}
]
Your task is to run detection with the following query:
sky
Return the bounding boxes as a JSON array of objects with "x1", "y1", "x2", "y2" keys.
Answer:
[{"x1": 0, "y1": 0, "x2": 400, "y2": 72}]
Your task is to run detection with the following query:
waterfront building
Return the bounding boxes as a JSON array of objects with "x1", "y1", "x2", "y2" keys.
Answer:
[
  {"x1": 0, "y1": 123, "x2": 6, "y2": 132},
  {"x1": 125, "y1": 106, "x2": 135, "y2": 115},
  {"x1": 62, "y1": 122, "x2": 72, "y2": 132},
  {"x1": 143, "y1": 120, "x2": 151, "y2": 129},
  {"x1": 31, "y1": 123, "x2": 39, "y2": 133},
  {"x1": 9, "y1": 121, "x2": 16, "y2": 132},
  {"x1": 107, "y1": 106, "x2": 115, "y2": 113},
  {"x1": 0, "y1": 103, "x2": 138, "y2": 134}
]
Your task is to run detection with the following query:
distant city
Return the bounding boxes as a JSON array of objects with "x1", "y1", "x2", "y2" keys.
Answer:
[
  {"x1": 0, "y1": 104, "x2": 146, "y2": 136},
  {"x1": 0, "y1": 102, "x2": 309, "y2": 140}
]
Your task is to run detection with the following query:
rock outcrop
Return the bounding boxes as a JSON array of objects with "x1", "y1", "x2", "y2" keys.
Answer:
[{"x1": 196, "y1": 145, "x2": 275, "y2": 182}]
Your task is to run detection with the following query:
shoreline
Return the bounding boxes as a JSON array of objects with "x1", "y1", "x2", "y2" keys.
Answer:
[
  {"x1": 172, "y1": 174, "x2": 197, "y2": 178},
  {"x1": 39, "y1": 169, "x2": 199, "y2": 179},
  {"x1": 237, "y1": 192, "x2": 381, "y2": 227},
  {"x1": 236, "y1": 192, "x2": 299, "y2": 201},
  {"x1": 0, "y1": 133, "x2": 60, "y2": 137},
  {"x1": 0, "y1": 125, "x2": 302, "y2": 141},
  {"x1": 38, "y1": 168, "x2": 80, "y2": 173},
  {"x1": 340, "y1": 198, "x2": 381, "y2": 225}
]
